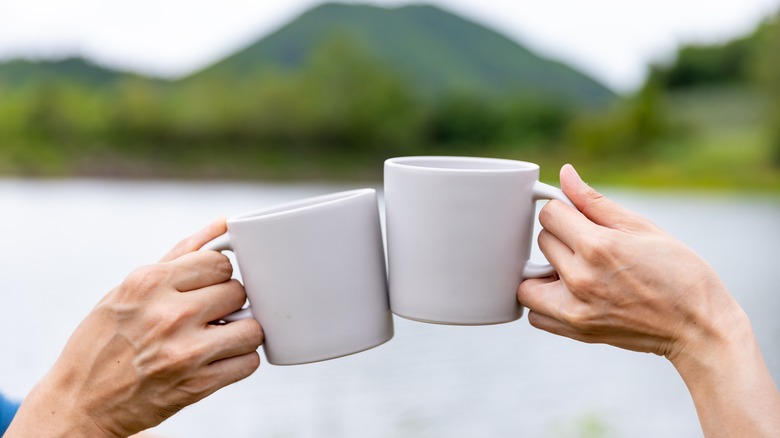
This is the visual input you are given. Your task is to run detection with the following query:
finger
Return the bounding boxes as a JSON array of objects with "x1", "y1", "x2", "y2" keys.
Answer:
[
  {"x1": 203, "y1": 318, "x2": 264, "y2": 363},
  {"x1": 167, "y1": 250, "x2": 233, "y2": 292},
  {"x1": 184, "y1": 279, "x2": 247, "y2": 323},
  {"x1": 538, "y1": 199, "x2": 602, "y2": 256},
  {"x1": 204, "y1": 351, "x2": 261, "y2": 391},
  {"x1": 559, "y1": 164, "x2": 647, "y2": 231},
  {"x1": 160, "y1": 218, "x2": 227, "y2": 262},
  {"x1": 516, "y1": 277, "x2": 556, "y2": 312},
  {"x1": 538, "y1": 229, "x2": 574, "y2": 269},
  {"x1": 185, "y1": 351, "x2": 261, "y2": 404},
  {"x1": 526, "y1": 310, "x2": 595, "y2": 343},
  {"x1": 527, "y1": 311, "x2": 663, "y2": 354},
  {"x1": 517, "y1": 277, "x2": 579, "y2": 322}
]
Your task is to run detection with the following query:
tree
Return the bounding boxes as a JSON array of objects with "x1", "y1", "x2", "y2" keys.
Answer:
[
  {"x1": 566, "y1": 79, "x2": 670, "y2": 159},
  {"x1": 649, "y1": 31, "x2": 758, "y2": 89},
  {"x1": 299, "y1": 34, "x2": 423, "y2": 155},
  {"x1": 757, "y1": 14, "x2": 780, "y2": 165}
]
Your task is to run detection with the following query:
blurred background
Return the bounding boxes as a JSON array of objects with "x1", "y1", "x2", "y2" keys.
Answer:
[
  {"x1": 1, "y1": 1, "x2": 779, "y2": 437},
  {"x1": 0, "y1": 0, "x2": 779, "y2": 186}
]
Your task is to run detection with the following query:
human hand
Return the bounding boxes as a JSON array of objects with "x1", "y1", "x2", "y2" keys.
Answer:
[
  {"x1": 7, "y1": 219, "x2": 263, "y2": 437},
  {"x1": 517, "y1": 165, "x2": 779, "y2": 437},
  {"x1": 517, "y1": 164, "x2": 743, "y2": 361}
]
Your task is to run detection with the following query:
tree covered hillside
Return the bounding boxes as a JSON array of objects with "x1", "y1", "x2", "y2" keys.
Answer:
[{"x1": 190, "y1": 3, "x2": 615, "y2": 106}]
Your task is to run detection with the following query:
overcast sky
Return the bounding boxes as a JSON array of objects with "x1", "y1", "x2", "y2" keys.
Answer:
[{"x1": 0, "y1": 0, "x2": 777, "y2": 92}]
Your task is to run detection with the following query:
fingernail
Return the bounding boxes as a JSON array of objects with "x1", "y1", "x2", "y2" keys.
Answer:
[{"x1": 563, "y1": 164, "x2": 585, "y2": 185}]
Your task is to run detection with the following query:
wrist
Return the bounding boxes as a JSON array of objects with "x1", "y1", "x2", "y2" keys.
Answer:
[
  {"x1": 669, "y1": 299, "x2": 753, "y2": 381},
  {"x1": 667, "y1": 297, "x2": 780, "y2": 437},
  {"x1": 664, "y1": 275, "x2": 751, "y2": 374},
  {"x1": 7, "y1": 371, "x2": 120, "y2": 438}
]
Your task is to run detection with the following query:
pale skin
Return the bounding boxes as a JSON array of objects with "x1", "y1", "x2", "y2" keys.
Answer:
[
  {"x1": 518, "y1": 164, "x2": 780, "y2": 437},
  {"x1": 6, "y1": 219, "x2": 264, "y2": 438}
]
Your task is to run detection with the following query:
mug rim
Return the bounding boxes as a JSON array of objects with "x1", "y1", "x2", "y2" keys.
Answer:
[
  {"x1": 228, "y1": 188, "x2": 375, "y2": 224},
  {"x1": 385, "y1": 156, "x2": 539, "y2": 173}
]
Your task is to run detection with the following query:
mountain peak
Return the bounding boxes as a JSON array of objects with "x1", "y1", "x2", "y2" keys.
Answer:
[{"x1": 189, "y1": 2, "x2": 614, "y2": 105}]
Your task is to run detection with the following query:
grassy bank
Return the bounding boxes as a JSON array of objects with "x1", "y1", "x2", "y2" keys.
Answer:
[
  {"x1": 1, "y1": 86, "x2": 777, "y2": 192},
  {"x1": 2, "y1": 140, "x2": 776, "y2": 192}
]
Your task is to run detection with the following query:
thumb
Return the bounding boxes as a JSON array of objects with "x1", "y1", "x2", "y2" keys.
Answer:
[
  {"x1": 559, "y1": 164, "x2": 636, "y2": 230},
  {"x1": 160, "y1": 217, "x2": 228, "y2": 262}
]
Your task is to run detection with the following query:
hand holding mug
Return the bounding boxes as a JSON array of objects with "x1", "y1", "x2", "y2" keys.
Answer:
[
  {"x1": 204, "y1": 189, "x2": 393, "y2": 366},
  {"x1": 7, "y1": 220, "x2": 263, "y2": 438},
  {"x1": 517, "y1": 165, "x2": 743, "y2": 360},
  {"x1": 517, "y1": 164, "x2": 780, "y2": 438}
]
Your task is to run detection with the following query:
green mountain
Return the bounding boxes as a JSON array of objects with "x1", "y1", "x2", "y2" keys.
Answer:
[
  {"x1": 0, "y1": 57, "x2": 129, "y2": 87},
  {"x1": 0, "y1": 4, "x2": 615, "y2": 106},
  {"x1": 189, "y1": 3, "x2": 615, "y2": 105}
]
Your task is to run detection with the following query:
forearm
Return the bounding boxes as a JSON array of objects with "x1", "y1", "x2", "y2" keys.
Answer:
[{"x1": 672, "y1": 308, "x2": 780, "y2": 438}]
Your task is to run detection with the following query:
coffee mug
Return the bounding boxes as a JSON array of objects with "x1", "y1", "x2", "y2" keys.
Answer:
[
  {"x1": 384, "y1": 156, "x2": 574, "y2": 325},
  {"x1": 204, "y1": 188, "x2": 393, "y2": 365}
]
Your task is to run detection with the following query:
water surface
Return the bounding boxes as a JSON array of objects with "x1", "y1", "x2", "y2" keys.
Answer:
[{"x1": 0, "y1": 179, "x2": 778, "y2": 438}]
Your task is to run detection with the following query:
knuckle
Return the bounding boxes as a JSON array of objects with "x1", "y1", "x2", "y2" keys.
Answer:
[
  {"x1": 237, "y1": 319, "x2": 264, "y2": 349},
  {"x1": 228, "y1": 278, "x2": 246, "y2": 305},
  {"x1": 578, "y1": 237, "x2": 601, "y2": 261},
  {"x1": 218, "y1": 256, "x2": 234, "y2": 278},
  {"x1": 172, "y1": 300, "x2": 199, "y2": 322},
  {"x1": 538, "y1": 200, "x2": 568, "y2": 227},
  {"x1": 204, "y1": 251, "x2": 233, "y2": 278},
  {"x1": 156, "y1": 345, "x2": 188, "y2": 372},
  {"x1": 248, "y1": 320, "x2": 265, "y2": 347},
  {"x1": 516, "y1": 280, "x2": 529, "y2": 297},
  {"x1": 239, "y1": 352, "x2": 261, "y2": 377},
  {"x1": 146, "y1": 297, "x2": 197, "y2": 336},
  {"x1": 211, "y1": 278, "x2": 246, "y2": 310},
  {"x1": 186, "y1": 343, "x2": 208, "y2": 364},
  {"x1": 164, "y1": 343, "x2": 205, "y2": 372},
  {"x1": 623, "y1": 213, "x2": 654, "y2": 233},
  {"x1": 585, "y1": 186, "x2": 605, "y2": 203},
  {"x1": 221, "y1": 279, "x2": 248, "y2": 311},
  {"x1": 516, "y1": 278, "x2": 546, "y2": 304},
  {"x1": 124, "y1": 264, "x2": 169, "y2": 293},
  {"x1": 560, "y1": 305, "x2": 591, "y2": 331},
  {"x1": 184, "y1": 376, "x2": 214, "y2": 399},
  {"x1": 227, "y1": 278, "x2": 247, "y2": 296},
  {"x1": 538, "y1": 202, "x2": 555, "y2": 226},
  {"x1": 177, "y1": 235, "x2": 199, "y2": 253},
  {"x1": 564, "y1": 272, "x2": 596, "y2": 297},
  {"x1": 579, "y1": 232, "x2": 613, "y2": 263},
  {"x1": 599, "y1": 234, "x2": 620, "y2": 255},
  {"x1": 516, "y1": 279, "x2": 535, "y2": 301},
  {"x1": 145, "y1": 305, "x2": 170, "y2": 330}
]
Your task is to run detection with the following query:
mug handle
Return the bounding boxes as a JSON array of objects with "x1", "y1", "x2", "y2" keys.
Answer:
[
  {"x1": 522, "y1": 181, "x2": 575, "y2": 278},
  {"x1": 202, "y1": 234, "x2": 254, "y2": 323}
]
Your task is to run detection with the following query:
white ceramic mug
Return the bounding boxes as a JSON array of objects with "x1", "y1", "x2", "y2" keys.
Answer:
[
  {"x1": 384, "y1": 156, "x2": 574, "y2": 325},
  {"x1": 204, "y1": 189, "x2": 393, "y2": 365}
]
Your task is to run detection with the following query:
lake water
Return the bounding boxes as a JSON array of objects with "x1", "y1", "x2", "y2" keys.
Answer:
[{"x1": 0, "y1": 178, "x2": 778, "y2": 438}]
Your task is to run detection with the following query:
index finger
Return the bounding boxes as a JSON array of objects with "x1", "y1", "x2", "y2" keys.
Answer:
[
  {"x1": 538, "y1": 200, "x2": 602, "y2": 253},
  {"x1": 161, "y1": 218, "x2": 227, "y2": 262}
]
